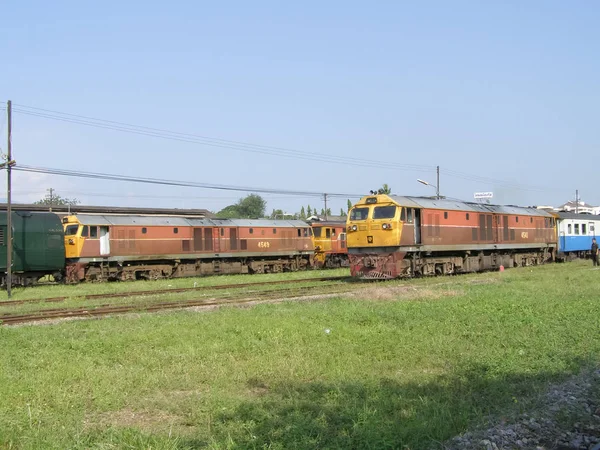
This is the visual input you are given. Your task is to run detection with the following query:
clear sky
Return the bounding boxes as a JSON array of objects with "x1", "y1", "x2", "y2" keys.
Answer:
[{"x1": 1, "y1": 1, "x2": 598, "y2": 215}]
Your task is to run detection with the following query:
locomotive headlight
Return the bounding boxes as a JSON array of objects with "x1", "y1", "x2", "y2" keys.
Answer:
[
  {"x1": 68, "y1": 239, "x2": 74, "y2": 245},
  {"x1": 382, "y1": 223, "x2": 388, "y2": 229},
  {"x1": 352, "y1": 225, "x2": 358, "y2": 231}
]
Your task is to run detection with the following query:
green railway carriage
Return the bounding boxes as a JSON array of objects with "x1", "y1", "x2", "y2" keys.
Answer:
[{"x1": 0, "y1": 211, "x2": 65, "y2": 286}]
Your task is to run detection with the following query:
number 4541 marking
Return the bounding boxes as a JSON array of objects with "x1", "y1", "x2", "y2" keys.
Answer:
[{"x1": 258, "y1": 241, "x2": 271, "y2": 248}]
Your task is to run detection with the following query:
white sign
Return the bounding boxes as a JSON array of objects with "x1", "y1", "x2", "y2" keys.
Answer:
[{"x1": 474, "y1": 192, "x2": 494, "y2": 199}]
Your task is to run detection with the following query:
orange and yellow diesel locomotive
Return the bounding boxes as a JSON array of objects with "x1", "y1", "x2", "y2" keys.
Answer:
[
  {"x1": 62, "y1": 213, "x2": 313, "y2": 282},
  {"x1": 346, "y1": 194, "x2": 557, "y2": 279}
]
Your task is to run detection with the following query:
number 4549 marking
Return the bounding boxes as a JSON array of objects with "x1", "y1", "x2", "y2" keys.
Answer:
[{"x1": 258, "y1": 241, "x2": 271, "y2": 248}]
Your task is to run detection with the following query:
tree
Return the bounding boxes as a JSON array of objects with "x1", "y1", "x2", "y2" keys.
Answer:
[
  {"x1": 216, "y1": 194, "x2": 267, "y2": 219},
  {"x1": 299, "y1": 206, "x2": 306, "y2": 220},
  {"x1": 307, "y1": 205, "x2": 312, "y2": 217},
  {"x1": 379, "y1": 184, "x2": 392, "y2": 194},
  {"x1": 339, "y1": 208, "x2": 347, "y2": 217},
  {"x1": 347, "y1": 199, "x2": 353, "y2": 212},
  {"x1": 269, "y1": 208, "x2": 285, "y2": 219},
  {"x1": 34, "y1": 189, "x2": 80, "y2": 206}
]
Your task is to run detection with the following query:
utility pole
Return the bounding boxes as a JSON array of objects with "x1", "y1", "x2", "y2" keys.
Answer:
[
  {"x1": 575, "y1": 190, "x2": 579, "y2": 214},
  {"x1": 436, "y1": 165, "x2": 440, "y2": 199},
  {"x1": 6, "y1": 101, "x2": 13, "y2": 297},
  {"x1": 323, "y1": 193, "x2": 328, "y2": 220},
  {"x1": 47, "y1": 188, "x2": 54, "y2": 212}
]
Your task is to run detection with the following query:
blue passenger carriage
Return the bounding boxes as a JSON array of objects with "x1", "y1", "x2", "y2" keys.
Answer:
[{"x1": 556, "y1": 212, "x2": 600, "y2": 260}]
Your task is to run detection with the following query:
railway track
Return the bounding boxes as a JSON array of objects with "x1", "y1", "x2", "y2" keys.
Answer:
[
  {"x1": 0, "y1": 276, "x2": 349, "y2": 307},
  {"x1": 0, "y1": 284, "x2": 353, "y2": 325}
]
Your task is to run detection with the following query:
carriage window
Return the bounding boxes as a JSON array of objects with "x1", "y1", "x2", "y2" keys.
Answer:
[
  {"x1": 174, "y1": 228, "x2": 179, "y2": 234},
  {"x1": 249, "y1": 228, "x2": 254, "y2": 234},
  {"x1": 400, "y1": 208, "x2": 406, "y2": 221},
  {"x1": 326, "y1": 228, "x2": 331, "y2": 238},
  {"x1": 350, "y1": 207, "x2": 369, "y2": 221},
  {"x1": 297, "y1": 229, "x2": 301, "y2": 237},
  {"x1": 273, "y1": 228, "x2": 277, "y2": 234},
  {"x1": 530, "y1": 217, "x2": 533, "y2": 223},
  {"x1": 568, "y1": 224, "x2": 572, "y2": 234},
  {"x1": 466, "y1": 213, "x2": 470, "y2": 220},
  {"x1": 574, "y1": 224, "x2": 580, "y2": 235},
  {"x1": 444, "y1": 212, "x2": 448, "y2": 219},
  {"x1": 373, "y1": 206, "x2": 397, "y2": 219},
  {"x1": 81, "y1": 226, "x2": 89, "y2": 237},
  {"x1": 407, "y1": 209, "x2": 413, "y2": 223},
  {"x1": 219, "y1": 228, "x2": 223, "y2": 236},
  {"x1": 313, "y1": 227, "x2": 322, "y2": 238},
  {"x1": 516, "y1": 217, "x2": 519, "y2": 223},
  {"x1": 90, "y1": 226, "x2": 98, "y2": 238},
  {"x1": 582, "y1": 224, "x2": 587, "y2": 234},
  {"x1": 142, "y1": 228, "x2": 147, "y2": 234},
  {"x1": 304, "y1": 228, "x2": 311, "y2": 237}
]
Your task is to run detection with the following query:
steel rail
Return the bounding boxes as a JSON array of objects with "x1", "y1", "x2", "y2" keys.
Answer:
[
  {"x1": 0, "y1": 276, "x2": 350, "y2": 307},
  {"x1": 0, "y1": 284, "x2": 353, "y2": 325}
]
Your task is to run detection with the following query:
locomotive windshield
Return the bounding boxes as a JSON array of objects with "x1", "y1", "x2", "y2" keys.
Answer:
[
  {"x1": 373, "y1": 206, "x2": 397, "y2": 219},
  {"x1": 65, "y1": 225, "x2": 79, "y2": 236},
  {"x1": 350, "y1": 207, "x2": 369, "y2": 221}
]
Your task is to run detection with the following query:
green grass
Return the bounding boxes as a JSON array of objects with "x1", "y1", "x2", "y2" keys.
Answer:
[{"x1": 0, "y1": 261, "x2": 599, "y2": 449}]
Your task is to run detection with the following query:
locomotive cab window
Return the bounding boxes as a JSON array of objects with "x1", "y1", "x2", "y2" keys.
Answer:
[
  {"x1": 313, "y1": 227, "x2": 322, "y2": 238},
  {"x1": 65, "y1": 225, "x2": 79, "y2": 236},
  {"x1": 142, "y1": 227, "x2": 147, "y2": 234},
  {"x1": 297, "y1": 229, "x2": 302, "y2": 237},
  {"x1": 249, "y1": 228, "x2": 254, "y2": 234},
  {"x1": 373, "y1": 206, "x2": 397, "y2": 219},
  {"x1": 273, "y1": 228, "x2": 277, "y2": 234},
  {"x1": 350, "y1": 207, "x2": 369, "y2": 221},
  {"x1": 444, "y1": 212, "x2": 448, "y2": 219},
  {"x1": 81, "y1": 226, "x2": 89, "y2": 237},
  {"x1": 326, "y1": 228, "x2": 331, "y2": 238},
  {"x1": 407, "y1": 208, "x2": 413, "y2": 223},
  {"x1": 90, "y1": 226, "x2": 98, "y2": 238},
  {"x1": 466, "y1": 213, "x2": 470, "y2": 220},
  {"x1": 516, "y1": 217, "x2": 519, "y2": 223},
  {"x1": 400, "y1": 208, "x2": 406, "y2": 221},
  {"x1": 174, "y1": 227, "x2": 179, "y2": 234}
]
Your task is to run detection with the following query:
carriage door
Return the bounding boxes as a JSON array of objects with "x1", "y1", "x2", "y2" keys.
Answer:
[
  {"x1": 99, "y1": 226, "x2": 110, "y2": 255},
  {"x1": 589, "y1": 222, "x2": 595, "y2": 238},
  {"x1": 204, "y1": 228, "x2": 213, "y2": 252},
  {"x1": 414, "y1": 209, "x2": 422, "y2": 244}
]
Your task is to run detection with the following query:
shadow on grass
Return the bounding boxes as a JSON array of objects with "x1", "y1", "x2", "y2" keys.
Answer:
[{"x1": 182, "y1": 359, "x2": 592, "y2": 450}]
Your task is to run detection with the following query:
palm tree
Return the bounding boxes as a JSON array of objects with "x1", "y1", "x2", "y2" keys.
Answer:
[{"x1": 379, "y1": 184, "x2": 392, "y2": 194}]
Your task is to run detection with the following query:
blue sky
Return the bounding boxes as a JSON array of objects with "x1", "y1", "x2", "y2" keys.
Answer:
[{"x1": 1, "y1": 1, "x2": 598, "y2": 215}]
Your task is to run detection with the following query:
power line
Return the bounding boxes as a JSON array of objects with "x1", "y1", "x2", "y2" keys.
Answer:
[
  {"x1": 12, "y1": 104, "x2": 434, "y2": 173},
  {"x1": 10, "y1": 102, "x2": 558, "y2": 193},
  {"x1": 13, "y1": 164, "x2": 363, "y2": 198}
]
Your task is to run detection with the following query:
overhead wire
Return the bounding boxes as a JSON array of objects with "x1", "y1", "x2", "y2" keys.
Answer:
[
  {"x1": 13, "y1": 164, "x2": 363, "y2": 198},
  {"x1": 12, "y1": 104, "x2": 434, "y2": 173},
  {"x1": 10, "y1": 102, "x2": 556, "y2": 193}
]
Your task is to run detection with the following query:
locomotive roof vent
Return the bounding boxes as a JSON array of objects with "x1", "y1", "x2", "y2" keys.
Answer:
[{"x1": 366, "y1": 197, "x2": 377, "y2": 204}]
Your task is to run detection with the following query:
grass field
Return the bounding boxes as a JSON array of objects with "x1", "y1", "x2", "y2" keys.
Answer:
[{"x1": 1, "y1": 262, "x2": 599, "y2": 449}]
